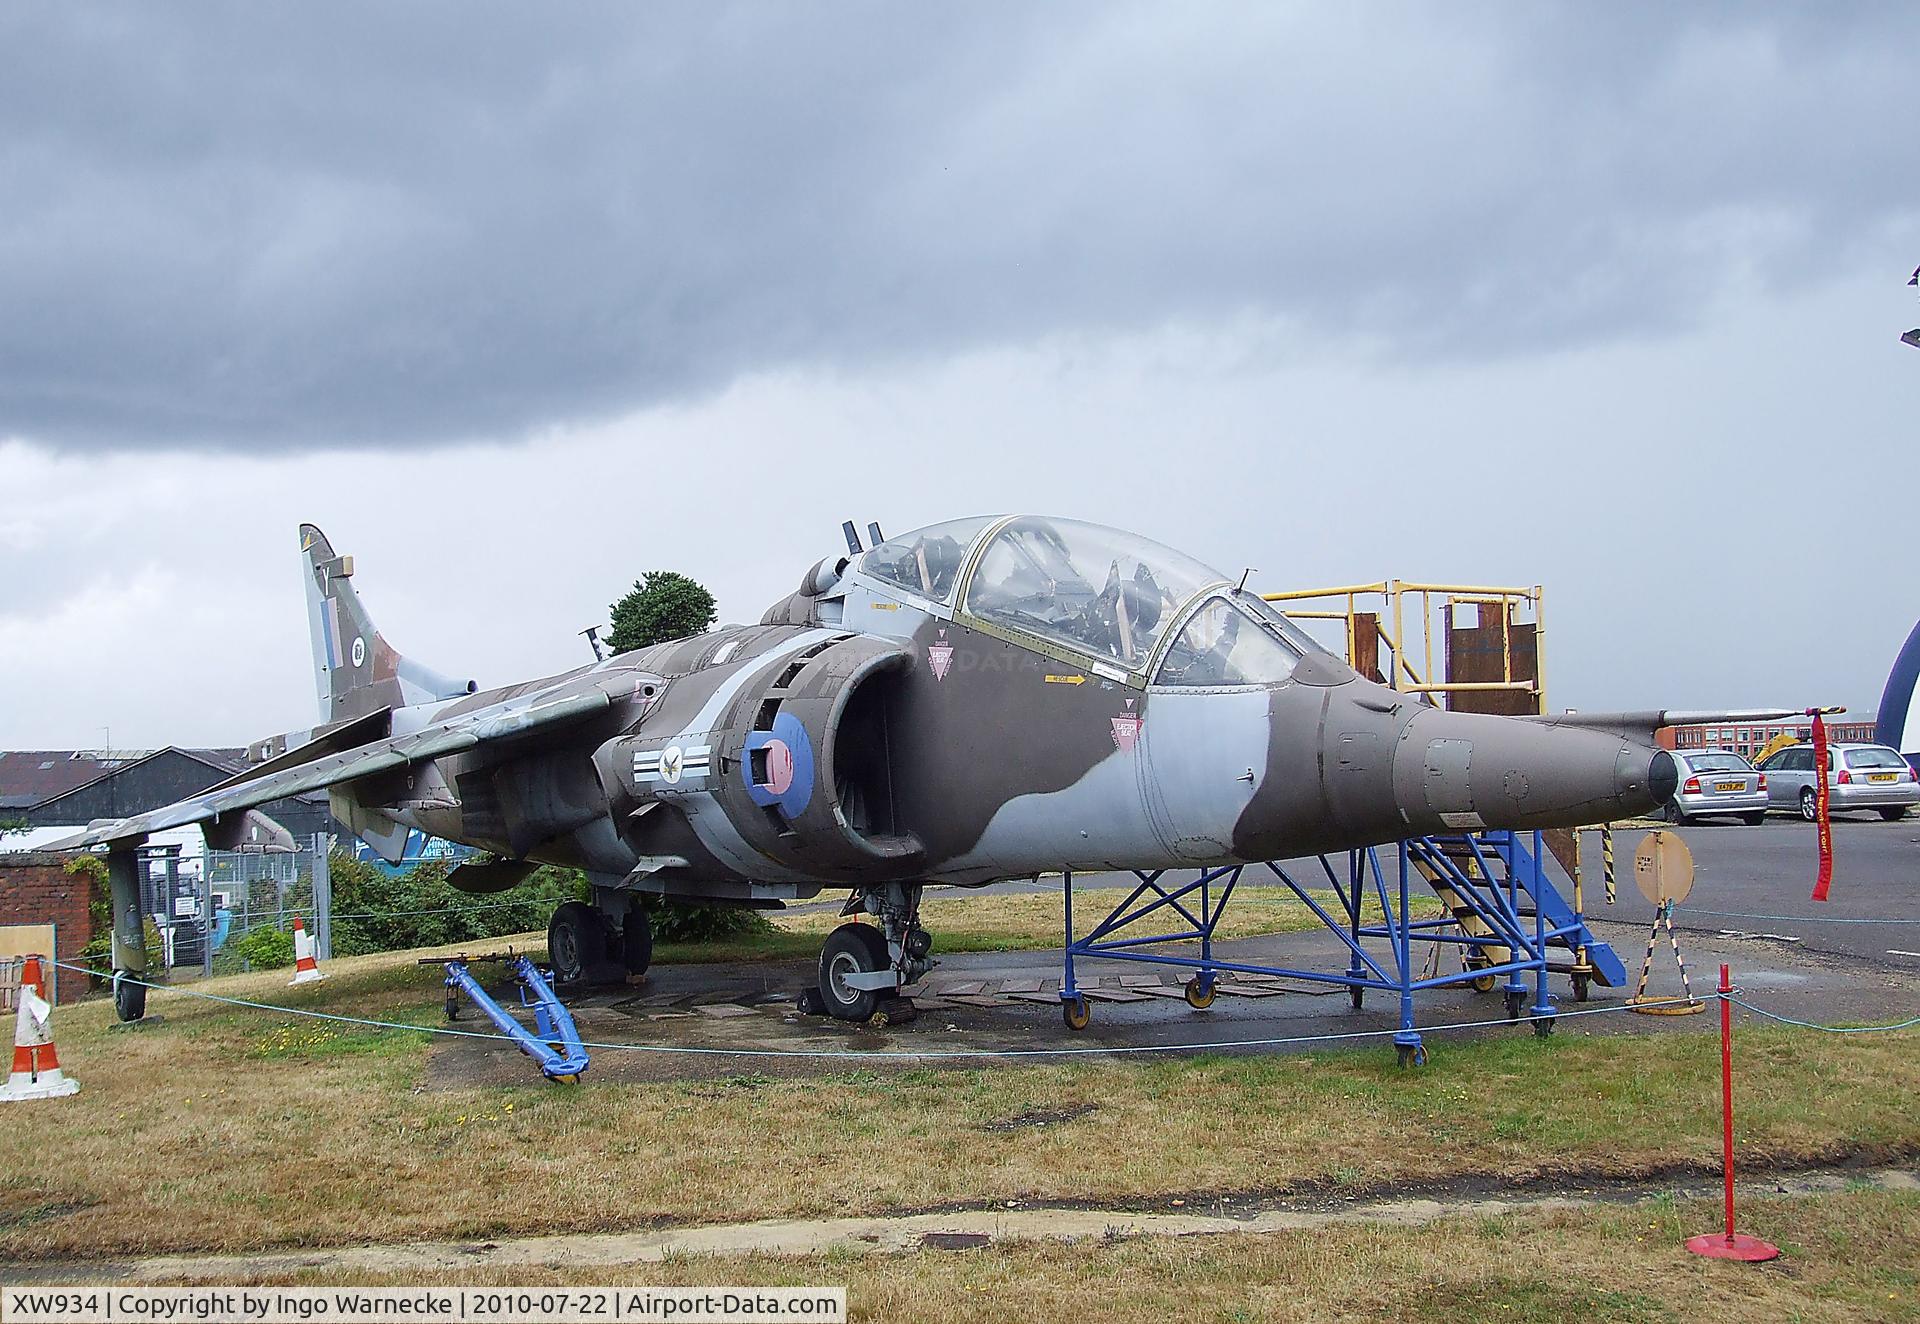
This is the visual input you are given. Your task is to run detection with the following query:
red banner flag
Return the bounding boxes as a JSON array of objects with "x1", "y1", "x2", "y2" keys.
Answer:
[{"x1": 1810, "y1": 710, "x2": 1834, "y2": 902}]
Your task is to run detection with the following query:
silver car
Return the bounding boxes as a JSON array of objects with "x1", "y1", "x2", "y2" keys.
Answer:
[
  {"x1": 1755, "y1": 742, "x2": 1920, "y2": 821},
  {"x1": 1663, "y1": 749, "x2": 1768, "y2": 825}
]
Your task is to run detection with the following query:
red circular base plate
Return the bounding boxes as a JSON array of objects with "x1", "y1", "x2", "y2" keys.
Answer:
[{"x1": 1685, "y1": 1232, "x2": 1781, "y2": 1261}]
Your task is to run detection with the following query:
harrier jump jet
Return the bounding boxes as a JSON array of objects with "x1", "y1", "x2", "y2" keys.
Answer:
[{"x1": 63, "y1": 516, "x2": 1754, "y2": 1023}]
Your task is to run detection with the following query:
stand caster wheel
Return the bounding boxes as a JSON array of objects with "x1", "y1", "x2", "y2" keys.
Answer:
[
  {"x1": 1532, "y1": 1016, "x2": 1555, "y2": 1039},
  {"x1": 1062, "y1": 995, "x2": 1090, "y2": 1031},
  {"x1": 1184, "y1": 976, "x2": 1216, "y2": 1010},
  {"x1": 1349, "y1": 987, "x2": 1364, "y2": 1010},
  {"x1": 1395, "y1": 1043, "x2": 1427, "y2": 1069},
  {"x1": 1571, "y1": 972, "x2": 1591, "y2": 1003},
  {"x1": 795, "y1": 987, "x2": 825, "y2": 1016},
  {"x1": 1504, "y1": 990, "x2": 1525, "y2": 1021},
  {"x1": 443, "y1": 996, "x2": 460, "y2": 1022}
]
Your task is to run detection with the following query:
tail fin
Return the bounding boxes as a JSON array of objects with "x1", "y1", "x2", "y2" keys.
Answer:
[
  {"x1": 1876, "y1": 617, "x2": 1920, "y2": 770},
  {"x1": 300, "y1": 524, "x2": 476, "y2": 722}
]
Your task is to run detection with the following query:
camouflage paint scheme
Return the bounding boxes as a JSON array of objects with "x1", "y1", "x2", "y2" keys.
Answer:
[{"x1": 64, "y1": 515, "x2": 1761, "y2": 1020}]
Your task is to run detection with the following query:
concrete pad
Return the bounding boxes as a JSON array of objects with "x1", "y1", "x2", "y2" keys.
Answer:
[{"x1": 695, "y1": 1004, "x2": 759, "y2": 1018}]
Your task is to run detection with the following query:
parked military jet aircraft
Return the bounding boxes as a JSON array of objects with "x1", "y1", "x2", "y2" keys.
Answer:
[{"x1": 58, "y1": 515, "x2": 1784, "y2": 1023}]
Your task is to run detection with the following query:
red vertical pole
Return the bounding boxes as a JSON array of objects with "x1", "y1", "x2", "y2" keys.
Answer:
[
  {"x1": 1687, "y1": 963, "x2": 1780, "y2": 1260},
  {"x1": 1719, "y1": 962, "x2": 1736, "y2": 1240}
]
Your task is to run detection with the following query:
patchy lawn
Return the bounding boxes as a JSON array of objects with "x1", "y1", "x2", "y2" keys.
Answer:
[
  {"x1": 137, "y1": 1188, "x2": 1920, "y2": 1324},
  {"x1": 3, "y1": 937, "x2": 1914, "y2": 1261}
]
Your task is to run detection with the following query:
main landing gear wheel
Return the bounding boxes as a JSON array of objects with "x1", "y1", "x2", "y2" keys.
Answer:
[
  {"x1": 547, "y1": 901, "x2": 601, "y2": 987},
  {"x1": 1799, "y1": 787, "x2": 1818, "y2": 822},
  {"x1": 1184, "y1": 976, "x2": 1216, "y2": 1010},
  {"x1": 819, "y1": 923, "x2": 890, "y2": 1022},
  {"x1": 113, "y1": 972, "x2": 146, "y2": 1023},
  {"x1": 1062, "y1": 994, "x2": 1091, "y2": 1031},
  {"x1": 622, "y1": 906, "x2": 653, "y2": 977}
]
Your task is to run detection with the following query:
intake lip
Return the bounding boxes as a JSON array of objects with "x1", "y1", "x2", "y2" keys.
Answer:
[{"x1": 1649, "y1": 750, "x2": 1679, "y2": 804}]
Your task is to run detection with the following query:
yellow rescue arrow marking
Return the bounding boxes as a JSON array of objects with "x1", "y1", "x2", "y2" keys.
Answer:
[{"x1": 1045, "y1": 674, "x2": 1087, "y2": 685}]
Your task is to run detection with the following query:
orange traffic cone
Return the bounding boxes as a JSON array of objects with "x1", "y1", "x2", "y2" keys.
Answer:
[
  {"x1": 2, "y1": 956, "x2": 79, "y2": 1102},
  {"x1": 289, "y1": 916, "x2": 327, "y2": 985}
]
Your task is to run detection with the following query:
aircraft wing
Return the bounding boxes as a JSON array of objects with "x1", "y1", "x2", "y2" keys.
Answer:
[
  {"x1": 44, "y1": 682, "x2": 633, "y2": 851},
  {"x1": 1522, "y1": 707, "x2": 1802, "y2": 738}
]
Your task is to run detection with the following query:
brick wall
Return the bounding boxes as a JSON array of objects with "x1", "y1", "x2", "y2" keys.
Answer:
[{"x1": 0, "y1": 852, "x2": 94, "y2": 1001}]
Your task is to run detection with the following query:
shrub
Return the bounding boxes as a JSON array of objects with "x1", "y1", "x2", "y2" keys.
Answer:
[
  {"x1": 646, "y1": 899, "x2": 774, "y2": 943},
  {"x1": 326, "y1": 853, "x2": 589, "y2": 956},
  {"x1": 227, "y1": 924, "x2": 294, "y2": 970}
]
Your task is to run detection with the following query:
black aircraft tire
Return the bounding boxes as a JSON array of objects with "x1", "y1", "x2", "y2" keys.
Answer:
[
  {"x1": 623, "y1": 907, "x2": 654, "y2": 976},
  {"x1": 819, "y1": 923, "x2": 889, "y2": 1022},
  {"x1": 548, "y1": 901, "x2": 601, "y2": 986},
  {"x1": 113, "y1": 973, "x2": 146, "y2": 1023}
]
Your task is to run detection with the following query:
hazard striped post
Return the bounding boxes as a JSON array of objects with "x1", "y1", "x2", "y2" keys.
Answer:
[
  {"x1": 289, "y1": 916, "x2": 327, "y2": 985},
  {"x1": 1686, "y1": 964, "x2": 1779, "y2": 1261},
  {"x1": 1601, "y1": 824, "x2": 1616, "y2": 906},
  {"x1": 1, "y1": 956, "x2": 80, "y2": 1103}
]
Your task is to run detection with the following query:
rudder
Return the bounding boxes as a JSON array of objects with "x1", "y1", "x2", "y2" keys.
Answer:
[{"x1": 300, "y1": 524, "x2": 475, "y2": 722}]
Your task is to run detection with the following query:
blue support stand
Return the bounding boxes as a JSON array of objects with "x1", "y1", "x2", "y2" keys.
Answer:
[
  {"x1": 1056, "y1": 831, "x2": 1619, "y2": 1061},
  {"x1": 439, "y1": 953, "x2": 590, "y2": 1081}
]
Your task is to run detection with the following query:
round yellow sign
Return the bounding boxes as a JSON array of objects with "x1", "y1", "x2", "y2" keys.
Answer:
[{"x1": 1633, "y1": 829, "x2": 1695, "y2": 904}]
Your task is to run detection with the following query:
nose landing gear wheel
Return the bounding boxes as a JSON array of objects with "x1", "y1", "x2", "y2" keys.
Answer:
[
  {"x1": 1184, "y1": 976, "x2": 1216, "y2": 1010},
  {"x1": 1062, "y1": 994, "x2": 1090, "y2": 1031},
  {"x1": 818, "y1": 923, "x2": 890, "y2": 1021}
]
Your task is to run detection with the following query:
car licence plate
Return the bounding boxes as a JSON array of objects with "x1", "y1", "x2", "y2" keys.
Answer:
[
  {"x1": 1714, "y1": 781, "x2": 1743, "y2": 792},
  {"x1": 1869, "y1": 772, "x2": 1898, "y2": 783}
]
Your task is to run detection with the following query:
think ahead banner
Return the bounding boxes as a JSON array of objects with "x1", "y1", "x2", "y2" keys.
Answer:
[{"x1": 1, "y1": 1288, "x2": 846, "y2": 1324}]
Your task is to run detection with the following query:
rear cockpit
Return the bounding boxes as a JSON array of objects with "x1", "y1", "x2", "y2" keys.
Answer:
[{"x1": 851, "y1": 514, "x2": 1323, "y2": 686}]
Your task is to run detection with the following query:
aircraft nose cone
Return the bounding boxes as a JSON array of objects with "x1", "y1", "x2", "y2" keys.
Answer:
[{"x1": 1648, "y1": 750, "x2": 1679, "y2": 804}]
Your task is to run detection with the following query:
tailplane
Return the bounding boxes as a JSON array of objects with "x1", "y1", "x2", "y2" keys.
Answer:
[{"x1": 300, "y1": 524, "x2": 476, "y2": 722}]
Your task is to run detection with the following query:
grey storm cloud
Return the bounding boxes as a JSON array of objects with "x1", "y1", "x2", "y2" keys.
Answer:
[{"x1": 2, "y1": 2, "x2": 1916, "y2": 452}]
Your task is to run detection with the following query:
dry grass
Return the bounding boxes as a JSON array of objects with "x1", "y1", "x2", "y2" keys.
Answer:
[
  {"x1": 155, "y1": 1189, "x2": 1920, "y2": 1323},
  {"x1": 2, "y1": 939, "x2": 1915, "y2": 1262}
]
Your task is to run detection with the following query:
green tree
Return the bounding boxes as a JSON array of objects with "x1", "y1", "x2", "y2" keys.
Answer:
[{"x1": 607, "y1": 571, "x2": 717, "y2": 655}]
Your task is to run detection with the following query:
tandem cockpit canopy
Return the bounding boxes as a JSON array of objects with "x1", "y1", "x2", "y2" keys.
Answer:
[{"x1": 861, "y1": 514, "x2": 1321, "y2": 681}]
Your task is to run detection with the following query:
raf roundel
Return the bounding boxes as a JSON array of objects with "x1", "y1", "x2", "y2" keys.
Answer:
[{"x1": 744, "y1": 712, "x2": 815, "y2": 819}]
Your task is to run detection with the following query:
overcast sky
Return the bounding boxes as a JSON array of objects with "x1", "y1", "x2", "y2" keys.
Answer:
[{"x1": 2, "y1": 3, "x2": 1917, "y2": 749}]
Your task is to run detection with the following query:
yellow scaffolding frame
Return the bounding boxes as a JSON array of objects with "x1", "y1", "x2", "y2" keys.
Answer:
[{"x1": 1262, "y1": 579, "x2": 1546, "y2": 712}]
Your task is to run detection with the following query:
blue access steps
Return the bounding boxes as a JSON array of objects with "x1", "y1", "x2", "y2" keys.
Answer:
[{"x1": 1420, "y1": 830, "x2": 1626, "y2": 988}]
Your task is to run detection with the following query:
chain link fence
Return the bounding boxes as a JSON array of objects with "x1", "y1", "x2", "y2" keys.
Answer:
[{"x1": 135, "y1": 834, "x2": 333, "y2": 979}]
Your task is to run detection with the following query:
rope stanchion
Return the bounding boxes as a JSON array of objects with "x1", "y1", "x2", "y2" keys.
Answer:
[{"x1": 1685, "y1": 965, "x2": 1781, "y2": 1262}]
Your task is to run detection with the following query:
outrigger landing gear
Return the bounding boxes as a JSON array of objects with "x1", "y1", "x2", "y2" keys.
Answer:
[{"x1": 814, "y1": 882, "x2": 931, "y2": 1021}]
